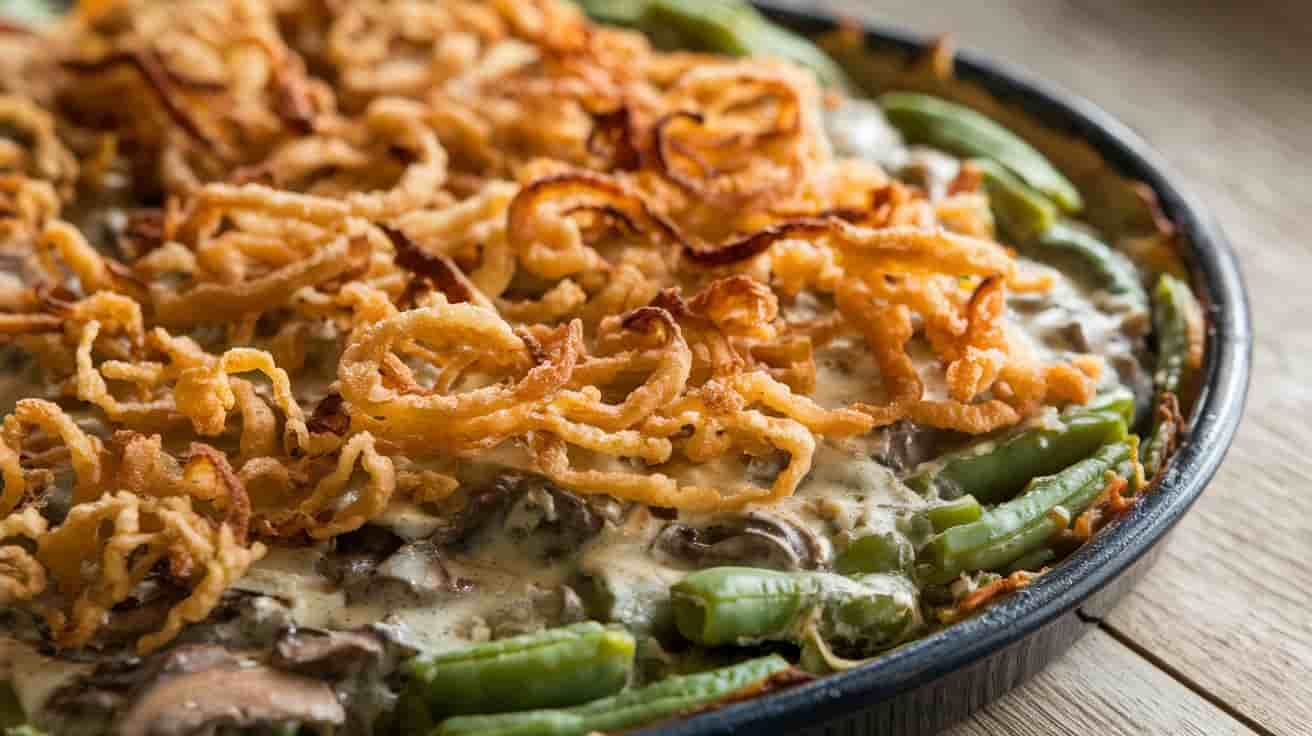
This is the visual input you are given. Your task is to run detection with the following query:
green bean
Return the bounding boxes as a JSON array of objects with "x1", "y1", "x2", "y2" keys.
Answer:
[
  {"x1": 4, "y1": 727, "x2": 46, "y2": 736},
  {"x1": 960, "y1": 158, "x2": 1143, "y2": 308},
  {"x1": 1141, "y1": 274, "x2": 1200, "y2": 475},
  {"x1": 733, "y1": 12, "x2": 854, "y2": 91},
  {"x1": 671, "y1": 567, "x2": 916, "y2": 654},
  {"x1": 924, "y1": 495, "x2": 984, "y2": 533},
  {"x1": 906, "y1": 393, "x2": 1131, "y2": 504},
  {"x1": 920, "y1": 441, "x2": 1132, "y2": 584},
  {"x1": 403, "y1": 622, "x2": 635, "y2": 717},
  {"x1": 959, "y1": 158, "x2": 1142, "y2": 308},
  {"x1": 1149, "y1": 273, "x2": 1199, "y2": 398},
  {"x1": 833, "y1": 530, "x2": 912, "y2": 575},
  {"x1": 880, "y1": 92, "x2": 1083, "y2": 212},
  {"x1": 575, "y1": 0, "x2": 852, "y2": 90},
  {"x1": 1035, "y1": 222, "x2": 1149, "y2": 306},
  {"x1": 435, "y1": 655, "x2": 792, "y2": 736},
  {"x1": 970, "y1": 158, "x2": 1058, "y2": 241},
  {"x1": 572, "y1": 0, "x2": 646, "y2": 26},
  {"x1": 1003, "y1": 546, "x2": 1058, "y2": 574}
]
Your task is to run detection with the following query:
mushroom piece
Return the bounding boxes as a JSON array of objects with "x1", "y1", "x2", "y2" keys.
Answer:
[
  {"x1": 501, "y1": 481, "x2": 603, "y2": 557},
  {"x1": 271, "y1": 626, "x2": 419, "y2": 735},
  {"x1": 320, "y1": 527, "x2": 463, "y2": 600},
  {"x1": 426, "y1": 475, "x2": 521, "y2": 547},
  {"x1": 272, "y1": 628, "x2": 386, "y2": 679},
  {"x1": 653, "y1": 511, "x2": 830, "y2": 571},
  {"x1": 173, "y1": 590, "x2": 295, "y2": 650},
  {"x1": 62, "y1": 644, "x2": 345, "y2": 736},
  {"x1": 871, "y1": 420, "x2": 942, "y2": 473},
  {"x1": 317, "y1": 524, "x2": 406, "y2": 591},
  {"x1": 372, "y1": 540, "x2": 463, "y2": 597}
]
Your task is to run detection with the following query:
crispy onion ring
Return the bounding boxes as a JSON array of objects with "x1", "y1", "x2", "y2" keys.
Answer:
[
  {"x1": 154, "y1": 234, "x2": 370, "y2": 326},
  {"x1": 339, "y1": 302, "x2": 582, "y2": 450},
  {"x1": 0, "y1": 0, "x2": 1154, "y2": 651},
  {"x1": 271, "y1": 431, "x2": 396, "y2": 539},
  {"x1": 655, "y1": 63, "x2": 817, "y2": 206},
  {"x1": 34, "y1": 491, "x2": 265, "y2": 653},
  {"x1": 506, "y1": 172, "x2": 682, "y2": 279},
  {"x1": 0, "y1": 96, "x2": 78, "y2": 191},
  {"x1": 550, "y1": 306, "x2": 691, "y2": 431},
  {"x1": 1, "y1": 399, "x2": 103, "y2": 508}
]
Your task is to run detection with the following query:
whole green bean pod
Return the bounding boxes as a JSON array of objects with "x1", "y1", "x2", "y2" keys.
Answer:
[
  {"x1": 1035, "y1": 222, "x2": 1149, "y2": 307},
  {"x1": 1141, "y1": 274, "x2": 1201, "y2": 474},
  {"x1": 920, "y1": 440, "x2": 1133, "y2": 584},
  {"x1": 403, "y1": 622, "x2": 635, "y2": 717},
  {"x1": 1149, "y1": 273, "x2": 1201, "y2": 399},
  {"x1": 579, "y1": 0, "x2": 852, "y2": 90},
  {"x1": 970, "y1": 158, "x2": 1058, "y2": 241},
  {"x1": 671, "y1": 567, "x2": 917, "y2": 654},
  {"x1": 906, "y1": 391, "x2": 1132, "y2": 504},
  {"x1": 963, "y1": 160, "x2": 1144, "y2": 308},
  {"x1": 435, "y1": 655, "x2": 794, "y2": 736},
  {"x1": 879, "y1": 92, "x2": 1083, "y2": 212}
]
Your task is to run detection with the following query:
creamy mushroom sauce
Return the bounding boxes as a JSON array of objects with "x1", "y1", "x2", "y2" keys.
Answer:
[{"x1": 0, "y1": 105, "x2": 1150, "y2": 736}]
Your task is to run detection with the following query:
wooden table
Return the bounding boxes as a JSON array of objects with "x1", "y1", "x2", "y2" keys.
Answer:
[{"x1": 777, "y1": 1, "x2": 1310, "y2": 733}]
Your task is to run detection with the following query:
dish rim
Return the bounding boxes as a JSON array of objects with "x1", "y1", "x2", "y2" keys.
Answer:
[{"x1": 638, "y1": 5, "x2": 1253, "y2": 734}]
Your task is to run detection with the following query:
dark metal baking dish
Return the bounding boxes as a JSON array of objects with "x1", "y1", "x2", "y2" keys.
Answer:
[{"x1": 636, "y1": 5, "x2": 1254, "y2": 735}]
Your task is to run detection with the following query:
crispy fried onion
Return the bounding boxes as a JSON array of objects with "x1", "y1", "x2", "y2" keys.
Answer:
[
  {"x1": 263, "y1": 432, "x2": 396, "y2": 539},
  {"x1": 339, "y1": 301, "x2": 584, "y2": 451},
  {"x1": 233, "y1": 97, "x2": 449, "y2": 219},
  {"x1": 655, "y1": 62, "x2": 823, "y2": 206},
  {"x1": 17, "y1": 491, "x2": 265, "y2": 653},
  {"x1": 0, "y1": 96, "x2": 78, "y2": 193},
  {"x1": 153, "y1": 234, "x2": 371, "y2": 326},
  {"x1": 0, "y1": 0, "x2": 1160, "y2": 654},
  {"x1": 0, "y1": 399, "x2": 103, "y2": 510},
  {"x1": 506, "y1": 171, "x2": 682, "y2": 279}
]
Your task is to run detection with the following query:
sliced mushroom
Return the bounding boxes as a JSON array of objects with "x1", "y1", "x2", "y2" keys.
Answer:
[
  {"x1": 372, "y1": 540, "x2": 462, "y2": 597},
  {"x1": 426, "y1": 476, "x2": 520, "y2": 547},
  {"x1": 272, "y1": 626, "x2": 418, "y2": 735},
  {"x1": 501, "y1": 481, "x2": 603, "y2": 557},
  {"x1": 114, "y1": 645, "x2": 345, "y2": 736},
  {"x1": 487, "y1": 584, "x2": 590, "y2": 640},
  {"x1": 173, "y1": 590, "x2": 294, "y2": 650},
  {"x1": 272, "y1": 627, "x2": 385, "y2": 679},
  {"x1": 317, "y1": 524, "x2": 405, "y2": 594},
  {"x1": 871, "y1": 420, "x2": 942, "y2": 473},
  {"x1": 653, "y1": 511, "x2": 829, "y2": 571},
  {"x1": 46, "y1": 644, "x2": 345, "y2": 736}
]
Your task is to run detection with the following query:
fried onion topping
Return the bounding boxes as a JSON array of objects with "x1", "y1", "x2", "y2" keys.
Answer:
[{"x1": 0, "y1": 0, "x2": 1114, "y2": 652}]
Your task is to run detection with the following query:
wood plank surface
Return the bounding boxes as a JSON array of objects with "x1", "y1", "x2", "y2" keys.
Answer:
[
  {"x1": 776, "y1": 1, "x2": 1312, "y2": 734},
  {"x1": 943, "y1": 629, "x2": 1255, "y2": 736}
]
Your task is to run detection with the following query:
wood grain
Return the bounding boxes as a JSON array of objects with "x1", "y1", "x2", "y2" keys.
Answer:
[
  {"x1": 777, "y1": 0, "x2": 1312, "y2": 733},
  {"x1": 943, "y1": 629, "x2": 1255, "y2": 736}
]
